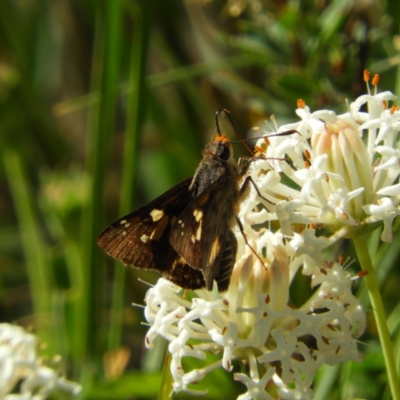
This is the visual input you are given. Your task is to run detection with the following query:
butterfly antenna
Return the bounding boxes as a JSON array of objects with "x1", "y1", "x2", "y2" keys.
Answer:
[{"x1": 215, "y1": 109, "x2": 254, "y2": 155}]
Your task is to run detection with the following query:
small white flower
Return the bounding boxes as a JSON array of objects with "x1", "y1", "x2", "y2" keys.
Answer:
[
  {"x1": 275, "y1": 200, "x2": 310, "y2": 235},
  {"x1": 319, "y1": 187, "x2": 364, "y2": 226},
  {"x1": 235, "y1": 353, "x2": 276, "y2": 400},
  {"x1": 294, "y1": 154, "x2": 343, "y2": 202},
  {"x1": 289, "y1": 228, "x2": 331, "y2": 275},
  {"x1": 363, "y1": 197, "x2": 400, "y2": 242}
]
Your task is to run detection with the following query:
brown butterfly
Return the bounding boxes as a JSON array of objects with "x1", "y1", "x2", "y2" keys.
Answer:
[
  {"x1": 98, "y1": 132, "x2": 244, "y2": 291},
  {"x1": 98, "y1": 116, "x2": 293, "y2": 291}
]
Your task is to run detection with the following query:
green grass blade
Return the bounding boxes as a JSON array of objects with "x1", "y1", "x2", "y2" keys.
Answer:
[
  {"x1": 77, "y1": 1, "x2": 123, "y2": 364},
  {"x1": 3, "y1": 149, "x2": 51, "y2": 339}
]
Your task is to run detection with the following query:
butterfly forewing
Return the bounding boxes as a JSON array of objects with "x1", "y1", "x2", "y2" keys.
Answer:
[{"x1": 98, "y1": 178, "x2": 205, "y2": 288}]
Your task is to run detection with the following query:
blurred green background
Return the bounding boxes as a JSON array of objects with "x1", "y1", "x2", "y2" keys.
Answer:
[{"x1": 1, "y1": 0, "x2": 400, "y2": 399}]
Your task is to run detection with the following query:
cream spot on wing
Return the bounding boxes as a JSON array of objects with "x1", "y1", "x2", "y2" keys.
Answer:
[
  {"x1": 150, "y1": 209, "x2": 164, "y2": 222},
  {"x1": 193, "y1": 209, "x2": 203, "y2": 222},
  {"x1": 195, "y1": 220, "x2": 202, "y2": 241},
  {"x1": 122, "y1": 231, "x2": 127, "y2": 236},
  {"x1": 209, "y1": 237, "x2": 220, "y2": 265},
  {"x1": 149, "y1": 216, "x2": 169, "y2": 241},
  {"x1": 140, "y1": 234, "x2": 149, "y2": 243},
  {"x1": 124, "y1": 222, "x2": 131, "y2": 228},
  {"x1": 178, "y1": 219, "x2": 184, "y2": 227},
  {"x1": 191, "y1": 234, "x2": 196, "y2": 243},
  {"x1": 120, "y1": 219, "x2": 127, "y2": 225}
]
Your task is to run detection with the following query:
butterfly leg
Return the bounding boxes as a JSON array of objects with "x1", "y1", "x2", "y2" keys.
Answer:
[
  {"x1": 239, "y1": 174, "x2": 274, "y2": 205},
  {"x1": 235, "y1": 216, "x2": 266, "y2": 270},
  {"x1": 236, "y1": 174, "x2": 273, "y2": 270}
]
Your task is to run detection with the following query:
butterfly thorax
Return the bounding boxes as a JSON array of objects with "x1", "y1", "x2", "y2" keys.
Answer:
[
  {"x1": 170, "y1": 135, "x2": 241, "y2": 290},
  {"x1": 189, "y1": 135, "x2": 240, "y2": 199}
]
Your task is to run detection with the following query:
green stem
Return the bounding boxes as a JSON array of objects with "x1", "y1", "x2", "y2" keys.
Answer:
[
  {"x1": 158, "y1": 350, "x2": 173, "y2": 400},
  {"x1": 107, "y1": 0, "x2": 154, "y2": 351},
  {"x1": 3, "y1": 149, "x2": 51, "y2": 340},
  {"x1": 313, "y1": 365, "x2": 339, "y2": 400},
  {"x1": 353, "y1": 236, "x2": 400, "y2": 400},
  {"x1": 78, "y1": 1, "x2": 122, "y2": 362}
]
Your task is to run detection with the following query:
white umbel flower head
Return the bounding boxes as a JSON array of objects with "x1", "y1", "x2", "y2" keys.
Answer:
[
  {"x1": 146, "y1": 244, "x2": 365, "y2": 399},
  {"x1": 0, "y1": 324, "x2": 81, "y2": 399},
  {"x1": 144, "y1": 232, "x2": 365, "y2": 398},
  {"x1": 258, "y1": 72, "x2": 400, "y2": 242}
]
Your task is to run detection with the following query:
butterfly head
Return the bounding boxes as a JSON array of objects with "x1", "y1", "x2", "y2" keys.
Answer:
[{"x1": 203, "y1": 133, "x2": 234, "y2": 163}]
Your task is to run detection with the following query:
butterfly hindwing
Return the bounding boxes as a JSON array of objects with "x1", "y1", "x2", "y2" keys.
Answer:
[
  {"x1": 169, "y1": 176, "x2": 237, "y2": 290},
  {"x1": 161, "y1": 257, "x2": 205, "y2": 290}
]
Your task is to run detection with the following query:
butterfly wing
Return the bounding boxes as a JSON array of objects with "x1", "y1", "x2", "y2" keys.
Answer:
[
  {"x1": 169, "y1": 177, "x2": 238, "y2": 290},
  {"x1": 98, "y1": 178, "x2": 205, "y2": 289}
]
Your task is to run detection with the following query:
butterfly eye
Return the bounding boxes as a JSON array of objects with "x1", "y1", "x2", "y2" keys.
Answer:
[{"x1": 217, "y1": 144, "x2": 230, "y2": 161}]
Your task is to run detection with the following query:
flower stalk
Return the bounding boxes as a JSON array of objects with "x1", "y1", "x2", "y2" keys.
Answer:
[{"x1": 353, "y1": 237, "x2": 400, "y2": 400}]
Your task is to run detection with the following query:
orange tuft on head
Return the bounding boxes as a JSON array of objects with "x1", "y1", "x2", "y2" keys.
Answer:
[{"x1": 214, "y1": 133, "x2": 230, "y2": 143}]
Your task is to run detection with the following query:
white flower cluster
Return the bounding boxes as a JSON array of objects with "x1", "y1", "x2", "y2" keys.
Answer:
[
  {"x1": 145, "y1": 229, "x2": 365, "y2": 399},
  {"x1": 254, "y1": 80, "x2": 400, "y2": 243},
  {"x1": 144, "y1": 78, "x2": 399, "y2": 399},
  {"x1": 0, "y1": 323, "x2": 81, "y2": 400}
]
